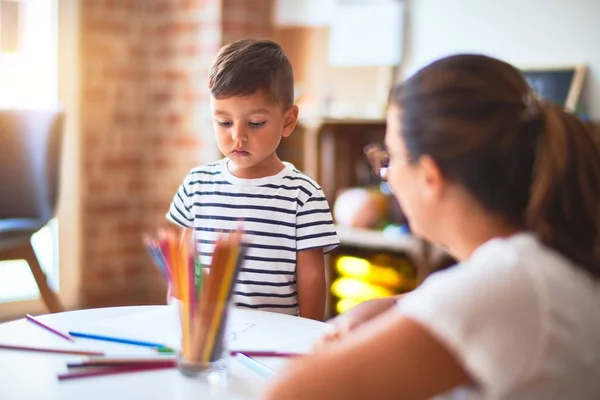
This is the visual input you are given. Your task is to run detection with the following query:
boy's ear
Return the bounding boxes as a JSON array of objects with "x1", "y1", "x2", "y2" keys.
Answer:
[{"x1": 282, "y1": 105, "x2": 299, "y2": 138}]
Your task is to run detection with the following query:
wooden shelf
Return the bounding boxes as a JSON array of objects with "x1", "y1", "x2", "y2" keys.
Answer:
[
  {"x1": 335, "y1": 226, "x2": 452, "y2": 272},
  {"x1": 336, "y1": 226, "x2": 422, "y2": 253}
]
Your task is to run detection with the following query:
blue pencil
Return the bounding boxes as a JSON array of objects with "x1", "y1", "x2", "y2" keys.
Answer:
[
  {"x1": 235, "y1": 353, "x2": 275, "y2": 379},
  {"x1": 68, "y1": 331, "x2": 172, "y2": 350}
]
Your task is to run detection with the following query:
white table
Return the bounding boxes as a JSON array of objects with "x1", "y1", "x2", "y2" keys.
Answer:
[{"x1": 0, "y1": 305, "x2": 327, "y2": 399}]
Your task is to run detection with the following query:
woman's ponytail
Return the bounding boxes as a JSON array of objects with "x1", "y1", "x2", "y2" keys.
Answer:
[{"x1": 526, "y1": 105, "x2": 600, "y2": 277}]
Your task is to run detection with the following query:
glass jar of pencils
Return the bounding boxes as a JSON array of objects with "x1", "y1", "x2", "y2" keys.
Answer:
[
  {"x1": 176, "y1": 300, "x2": 231, "y2": 380},
  {"x1": 144, "y1": 227, "x2": 245, "y2": 381},
  {"x1": 170, "y1": 230, "x2": 245, "y2": 382}
]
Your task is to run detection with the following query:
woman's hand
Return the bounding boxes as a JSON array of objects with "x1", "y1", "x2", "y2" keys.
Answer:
[{"x1": 318, "y1": 295, "x2": 403, "y2": 347}]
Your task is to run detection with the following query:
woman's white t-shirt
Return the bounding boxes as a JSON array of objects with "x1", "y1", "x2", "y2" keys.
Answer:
[{"x1": 397, "y1": 233, "x2": 600, "y2": 400}]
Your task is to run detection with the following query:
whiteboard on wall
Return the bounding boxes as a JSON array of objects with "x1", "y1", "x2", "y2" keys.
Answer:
[{"x1": 328, "y1": 0, "x2": 404, "y2": 67}]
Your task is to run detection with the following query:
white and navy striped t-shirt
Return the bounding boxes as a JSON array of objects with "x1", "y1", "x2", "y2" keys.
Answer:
[{"x1": 167, "y1": 158, "x2": 339, "y2": 316}]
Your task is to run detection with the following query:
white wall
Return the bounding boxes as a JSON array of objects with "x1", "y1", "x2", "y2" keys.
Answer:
[
  {"x1": 402, "y1": 0, "x2": 600, "y2": 119},
  {"x1": 274, "y1": 0, "x2": 336, "y2": 27}
]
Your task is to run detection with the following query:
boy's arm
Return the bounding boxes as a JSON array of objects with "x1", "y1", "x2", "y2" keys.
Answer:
[
  {"x1": 296, "y1": 248, "x2": 327, "y2": 321},
  {"x1": 295, "y1": 185, "x2": 339, "y2": 321}
]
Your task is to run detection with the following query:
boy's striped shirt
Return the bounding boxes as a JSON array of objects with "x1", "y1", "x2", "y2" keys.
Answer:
[{"x1": 167, "y1": 158, "x2": 339, "y2": 316}]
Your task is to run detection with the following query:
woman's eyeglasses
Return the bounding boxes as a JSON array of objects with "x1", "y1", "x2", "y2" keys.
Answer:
[{"x1": 364, "y1": 143, "x2": 390, "y2": 182}]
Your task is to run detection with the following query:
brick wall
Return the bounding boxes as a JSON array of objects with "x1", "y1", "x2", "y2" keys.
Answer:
[
  {"x1": 79, "y1": 0, "x2": 273, "y2": 308},
  {"x1": 221, "y1": 0, "x2": 274, "y2": 43}
]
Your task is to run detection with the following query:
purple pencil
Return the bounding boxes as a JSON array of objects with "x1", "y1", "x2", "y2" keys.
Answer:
[{"x1": 26, "y1": 314, "x2": 74, "y2": 342}]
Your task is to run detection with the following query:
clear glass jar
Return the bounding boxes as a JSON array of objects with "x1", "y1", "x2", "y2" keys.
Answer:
[{"x1": 176, "y1": 300, "x2": 230, "y2": 383}]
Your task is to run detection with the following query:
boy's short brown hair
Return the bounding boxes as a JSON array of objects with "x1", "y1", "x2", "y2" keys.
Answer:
[{"x1": 208, "y1": 39, "x2": 294, "y2": 108}]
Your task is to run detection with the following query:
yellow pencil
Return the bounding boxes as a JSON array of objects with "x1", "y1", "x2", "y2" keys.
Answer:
[
  {"x1": 179, "y1": 233, "x2": 191, "y2": 358},
  {"x1": 201, "y1": 234, "x2": 241, "y2": 362}
]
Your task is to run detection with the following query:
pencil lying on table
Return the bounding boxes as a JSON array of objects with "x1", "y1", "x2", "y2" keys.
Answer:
[
  {"x1": 67, "y1": 350, "x2": 300, "y2": 368},
  {"x1": 26, "y1": 314, "x2": 75, "y2": 342},
  {"x1": 67, "y1": 359, "x2": 176, "y2": 369},
  {"x1": 58, "y1": 364, "x2": 174, "y2": 381},
  {"x1": 67, "y1": 331, "x2": 173, "y2": 351},
  {"x1": 235, "y1": 353, "x2": 275, "y2": 379},
  {"x1": 229, "y1": 350, "x2": 302, "y2": 358},
  {"x1": 67, "y1": 355, "x2": 176, "y2": 367},
  {"x1": 0, "y1": 343, "x2": 104, "y2": 356}
]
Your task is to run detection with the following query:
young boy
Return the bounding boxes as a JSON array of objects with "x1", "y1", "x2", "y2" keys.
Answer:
[{"x1": 166, "y1": 39, "x2": 339, "y2": 321}]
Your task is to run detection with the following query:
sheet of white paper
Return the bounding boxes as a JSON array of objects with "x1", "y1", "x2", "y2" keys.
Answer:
[{"x1": 80, "y1": 306, "x2": 327, "y2": 355}]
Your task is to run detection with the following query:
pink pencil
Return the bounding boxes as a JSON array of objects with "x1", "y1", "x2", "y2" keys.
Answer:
[
  {"x1": 58, "y1": 364, "x2": 174, "y2": 380},
  {"x1": 26, "y1": 314, "x2": 74, "y2": 342}
]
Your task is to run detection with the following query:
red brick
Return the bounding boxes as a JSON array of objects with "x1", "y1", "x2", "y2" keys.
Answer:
[
  {"x1": 84, "y1": 202, "x2": 130, "y2": 215},
  {"x1": 184, "y1": 89, "x2": 207, "y2": 103},
  {"x1": 163, "y1": 69, "x2": 189, "y2": 82},
  {"x1": 117, "y1": 221, "x2": 143, "y2": 235},
  {"x1": 151, "y1": 91, "x2": 173, "y2": 103},
  {"x1": 104, "y1": 67, "x2": 145, "y2": 81},
  {"x1": 83, "y1": 41, "x2": 117, "y2": 60},
  {"x1": 83, "y1": 87, "x2": 108, "y2": 103},
  {"x1": 153, "y1": 135, "x2": 203, "y2": 148},
  {"x1": 127, "y1": 180, "x2": 145, "y2": 193},
  {"x1": 103, "y1": 155, "x2": 143, "y2": 170},
  {"x1": 154, "y1": 21, "x2": 201, "y2": 36},
  {"x1": 123, "y1": 263, "x2": 151, "y2": 279},
  {"x1": 84, "y1": 19, "x2": 131, "y2": 36},
  {"x1": 181, "y1": 0, "x2": 207, "y2": 10},
  {"x1": 113, "y1": 111, "x2": 142, "y2": 126},
  {"x1": 166, "y1": 113, "x2": 184, "y2": 126},
  {"x1": 154, "y1": 157, "x2": 172, "y2": 170}
]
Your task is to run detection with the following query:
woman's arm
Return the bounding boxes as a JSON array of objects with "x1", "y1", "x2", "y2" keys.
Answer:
[
  {"x1": 318, "y1": 295, "x2": 403, "y2": 345},
  {"x1": 296, "y1": 248, "x2": 327, "y2": 321},
  {"x1": 264, "y1": 308, "x2": 471, "y2": 400}
]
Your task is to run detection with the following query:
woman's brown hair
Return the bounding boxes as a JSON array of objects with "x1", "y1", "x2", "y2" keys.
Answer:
[{"x1": 390, "y1": 54, "x2": 600, "y2": 277}]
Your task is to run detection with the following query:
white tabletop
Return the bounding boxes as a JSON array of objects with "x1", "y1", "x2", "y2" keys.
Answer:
[{"x1": 0, "y1": 305, "x2": 327, "y2": 399}]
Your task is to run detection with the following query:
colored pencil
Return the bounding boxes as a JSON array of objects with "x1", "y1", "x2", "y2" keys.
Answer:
[
  {"x1": 0, "y1": 343, "x2": 104, "y2": 356},
  {"x1": 179, "y1": 230, "x2": 191, "y2": 359},
  {"x1": 235, "y1": 353, "x2": 275, "y2": 379},
  {"x1": 202, "y1": 236, "x2": 241, "y2": 362},
  {"x1": 67, "y1": 331, "x2": 170, "y2": 350},
  {"x1": 67, "y1": 360, "x2": 176, "y2": 368},
  {"x1": 58, "y1": 364, "x2": 173, "y2": 381},
  {"x1": 142, "y1": 235, "x2": 169, "y2": 280},
  {"x1": 229, "y1": 350, "x2": 302, "y2": 358},
  {"x1": 26, "y1": 314, "x2": 74, "y2": 342},
  {"x1": 67, "y1": 355, "x2": 175, "y2": 367}
]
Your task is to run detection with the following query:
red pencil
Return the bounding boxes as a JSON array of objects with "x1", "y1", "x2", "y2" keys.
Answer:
[
  {"x1": 26, "y1": 314, "x2": 74, "y2": 342},
  {"x1": 58, "y1": 364, "x2": 174, "y2": 380},
  {"x1": 0, "y1": 343, "x2": 103, "y2": 356}
]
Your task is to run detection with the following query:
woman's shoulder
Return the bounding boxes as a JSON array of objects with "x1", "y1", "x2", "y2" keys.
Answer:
[
  {"x1": 398, "y1": 232, "x2": 600, "y2": 398},
  {"x1": 467, "y1": 232, "x2": 596, "y2": 304}
]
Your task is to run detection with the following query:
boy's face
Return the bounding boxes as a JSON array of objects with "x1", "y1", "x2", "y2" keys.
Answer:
[{"x1": 211, "y1": 90, "x2": 298, "y2": 179}]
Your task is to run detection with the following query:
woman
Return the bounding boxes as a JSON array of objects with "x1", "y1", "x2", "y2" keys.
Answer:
[{"x1": 264, "y1": 54, "x2": 600, "y2": 399}]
